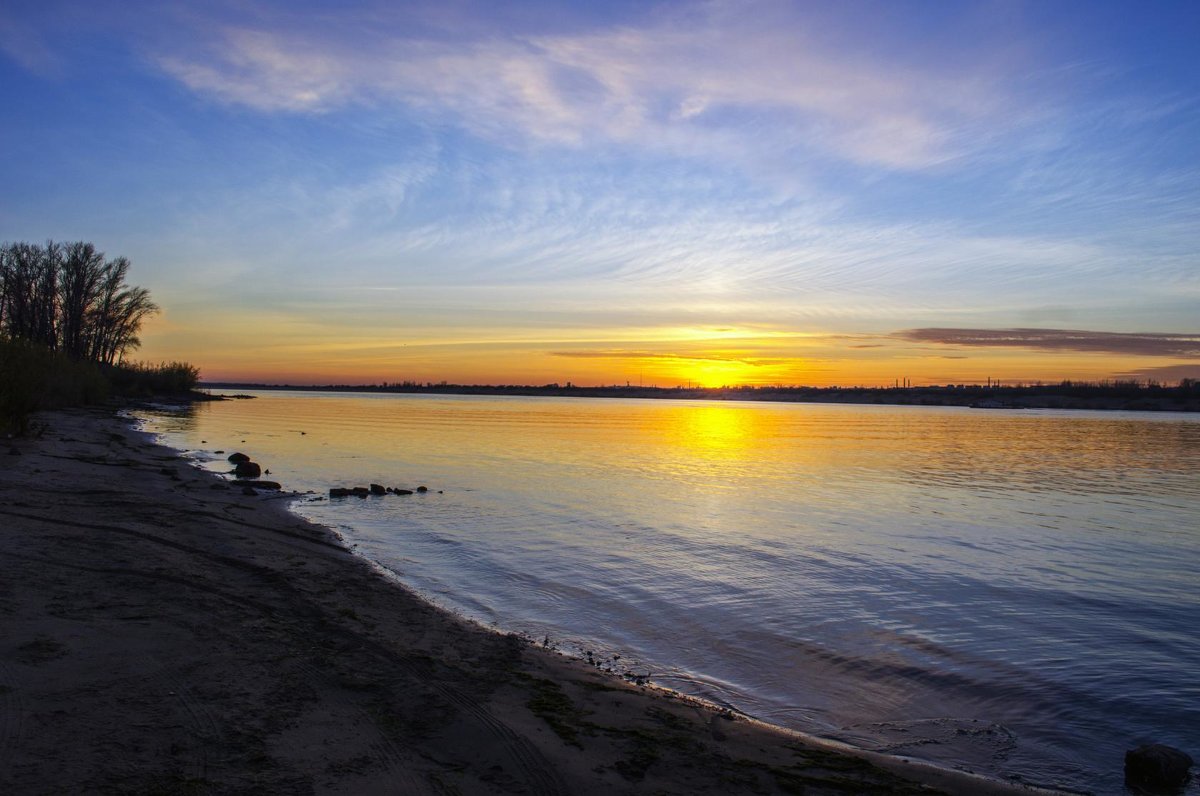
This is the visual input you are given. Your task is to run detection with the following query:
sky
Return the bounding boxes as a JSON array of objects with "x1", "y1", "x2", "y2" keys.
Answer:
[{"x1": 1, "y1": 0, "x2": 1197, "y2": 387}]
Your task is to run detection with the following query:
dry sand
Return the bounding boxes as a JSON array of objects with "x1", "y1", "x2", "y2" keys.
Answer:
[{"x1": 0, "y1": 406, "x2": 1066, "y2": 794}]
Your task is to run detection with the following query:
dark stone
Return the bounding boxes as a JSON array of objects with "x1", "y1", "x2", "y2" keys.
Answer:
[
  {"x1": 416, "y1": 486, "x2": 428, "y2": 493},
  {"x1": 238, "y1": 480, "x2": 281, "y2": 490},
  {"x1": 233, "y1": 461, "x2": 262, "y2": 479},
  {"x1": 1126, "y1": 744, "x2": 1193, "y2": 792},
  {"x1": 329, "y1": 488, "x2": 351, "y2": 498},
  {"x1": 8, "y1": 447, "x2": 20, "y2": 456},
  {"x1": 394, "y1": 488, "x2": 414, "y2": 495},
  {"x1": 242, "y1": 486, "x2": 257, "y2": 496},
  {"x1": 369, "y1": 483, "x2": 386, "y2": 496},
  {"x1": 227, "y1": 452, "x2": 250, "y2": 464},
  {"x1": 215, "y1": 450, "x2": 225, "y2": 454},
  {"x1": 210, "y1": 483, "x2": 230, "y2": 491},
  {"x1": 352, "y1": 487, "x2": 370, "y2": 498}
]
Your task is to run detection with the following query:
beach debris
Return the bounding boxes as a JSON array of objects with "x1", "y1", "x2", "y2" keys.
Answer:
[
  {"x1": 233, "y1": 461, "x2": 262, "y2": 479},
  {"x1": 1125, "y1": 744, "x2": 1193, "y2": 792},
  {"x1": 227, "y1": 452, "x2": 250, "y2": 464}
]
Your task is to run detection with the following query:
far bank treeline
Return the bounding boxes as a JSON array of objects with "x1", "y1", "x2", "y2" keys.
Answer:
[
  {"x1": 206, "y1": 379, "x2": 1200, "y2": 412},
  {"x1": 1, "y1": 240, "x2": 198, "y2": 433}
]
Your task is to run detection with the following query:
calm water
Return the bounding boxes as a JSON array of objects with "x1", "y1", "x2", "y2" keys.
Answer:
[{"x1": 137, "y1": 391, "x2": 1200, "y2": 794}]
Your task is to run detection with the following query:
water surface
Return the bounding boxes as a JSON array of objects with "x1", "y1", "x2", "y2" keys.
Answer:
[{"x1": 138, "y1": 391, "x2": 1200, "y2": 794}]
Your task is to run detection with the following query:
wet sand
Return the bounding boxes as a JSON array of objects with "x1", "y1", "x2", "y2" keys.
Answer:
[{"x1": 0, "y1": 406, "x2": 1064, "y2": 794}]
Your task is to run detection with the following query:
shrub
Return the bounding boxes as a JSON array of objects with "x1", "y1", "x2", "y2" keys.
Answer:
[
  {"x1": 0, "y1": 338, "x2": 49, "y2": 435},
  {"x1": 106, "y1": 360, "x2": 201, "y2": 395},
  {"x1": 0, "y1": 340, "x2": 200, "y2": 434},
  {"x1": 0, "y1": 339, "x2": 110, "y2": 435}
]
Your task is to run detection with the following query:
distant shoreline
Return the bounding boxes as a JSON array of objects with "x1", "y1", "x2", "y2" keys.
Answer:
[{"x1": 201, "y1": 381, "x2": 1200, "y2": 413}]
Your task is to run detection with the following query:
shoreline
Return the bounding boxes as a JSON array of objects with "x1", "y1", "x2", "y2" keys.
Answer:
[
  {"x1": 200, "y1": 382, "x2": 1200, "y2": 414},
  {"x1": 0, "y1": 405, "x2": 1069, "y2": 794}
]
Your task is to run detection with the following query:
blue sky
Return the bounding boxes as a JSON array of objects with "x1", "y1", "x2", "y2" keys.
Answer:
[{"x1": 1, "y1": 1, "x2": 1197, "y2": 385}]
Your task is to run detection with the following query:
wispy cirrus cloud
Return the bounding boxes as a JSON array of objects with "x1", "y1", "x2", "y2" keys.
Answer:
[
  {"x1": 897, "y1": 328, "x2": 1200, "y2": 358},
  {"x1": 0, "y1": 10, "x2": 62, "y2": 75},
  {"x1": 152, "y1": 1, "x2": 1016, "y2": 172},
  {"x1": 1111, "y1": 363, "x2": 1200, "y2": 381},
  {"x1": 552, "y1": 350, "x2": 788, "y2": 367}
]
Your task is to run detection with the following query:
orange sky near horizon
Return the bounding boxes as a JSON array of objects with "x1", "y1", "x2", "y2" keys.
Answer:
[
  {"x1": 5, "y1": 2, "x2": 1197, "y2": 393},
  {"x1": 137, "y1": 313, "x2": 1189, "y2": 389}
]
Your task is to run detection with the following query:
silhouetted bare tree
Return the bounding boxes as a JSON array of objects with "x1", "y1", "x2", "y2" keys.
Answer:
[
  {"x1": 59, "y1": 241, "x2": 107, "y2": 360},
  {"x1": 0, "y1": 240, "x2": 158, "y2": 365},
  {"x1": 0, "y1": 241, "x2": 59, "y2": 349}
]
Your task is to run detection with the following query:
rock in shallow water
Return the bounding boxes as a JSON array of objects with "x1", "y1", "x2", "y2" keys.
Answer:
[
  {"x1": 1125, "y1": 743, "x2": 1193, "y2": 793},
  {"x1": 328, "y1": 486, "x2": 376, "y2": 498},
  {"x1": 227, "y1": 452, "x2": 250, "y2": 464},
  {"x1": 233, "y1": 461, "x2": 261, "y2": 479}
]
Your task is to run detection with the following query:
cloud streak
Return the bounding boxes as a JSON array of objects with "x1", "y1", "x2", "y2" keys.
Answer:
[
  {"x1": 897, "y1": 328, "x2": 1200, "y2": 358},
  {"x1": 552, "y1": 350, "x2": 789, "y2": 367},
  {"x1": 1110, "y1": 363, "x2": 1200, "y2": 382},
  {"x1": 152, "y1": 1, "x2": 1015, "y2": 171},
  {"x1": 0, "y1": 10, "x2": 62, "y2": 75}
]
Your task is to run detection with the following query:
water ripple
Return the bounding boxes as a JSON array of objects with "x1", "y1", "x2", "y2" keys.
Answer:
[{"x1": 139, "y1": 393, "x2": 1200, "y2": 794}]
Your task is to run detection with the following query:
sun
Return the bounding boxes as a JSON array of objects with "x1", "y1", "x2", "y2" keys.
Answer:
[{"x1": 678, "y1": 360, "x2": 756, "y2": 388}]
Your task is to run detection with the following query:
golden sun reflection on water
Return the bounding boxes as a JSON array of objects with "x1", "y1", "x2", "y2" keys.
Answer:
[{"x1": 654, "y1": 402, "x2": 781, "y2": 461}]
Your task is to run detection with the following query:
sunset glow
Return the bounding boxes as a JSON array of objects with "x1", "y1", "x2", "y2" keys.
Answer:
[{"x1": 2, "y1": 1, "x2": 1197, "y2": 386}]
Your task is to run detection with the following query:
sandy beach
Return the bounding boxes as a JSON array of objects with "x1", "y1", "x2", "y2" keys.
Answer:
[{"x1": 0, "y1": 405, "x2": 1063, "y2": 794}]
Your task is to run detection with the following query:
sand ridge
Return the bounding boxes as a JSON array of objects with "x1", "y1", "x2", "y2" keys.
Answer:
[{"x1": 0, "y1": 406, "x2": 1064, "y2": 794}]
